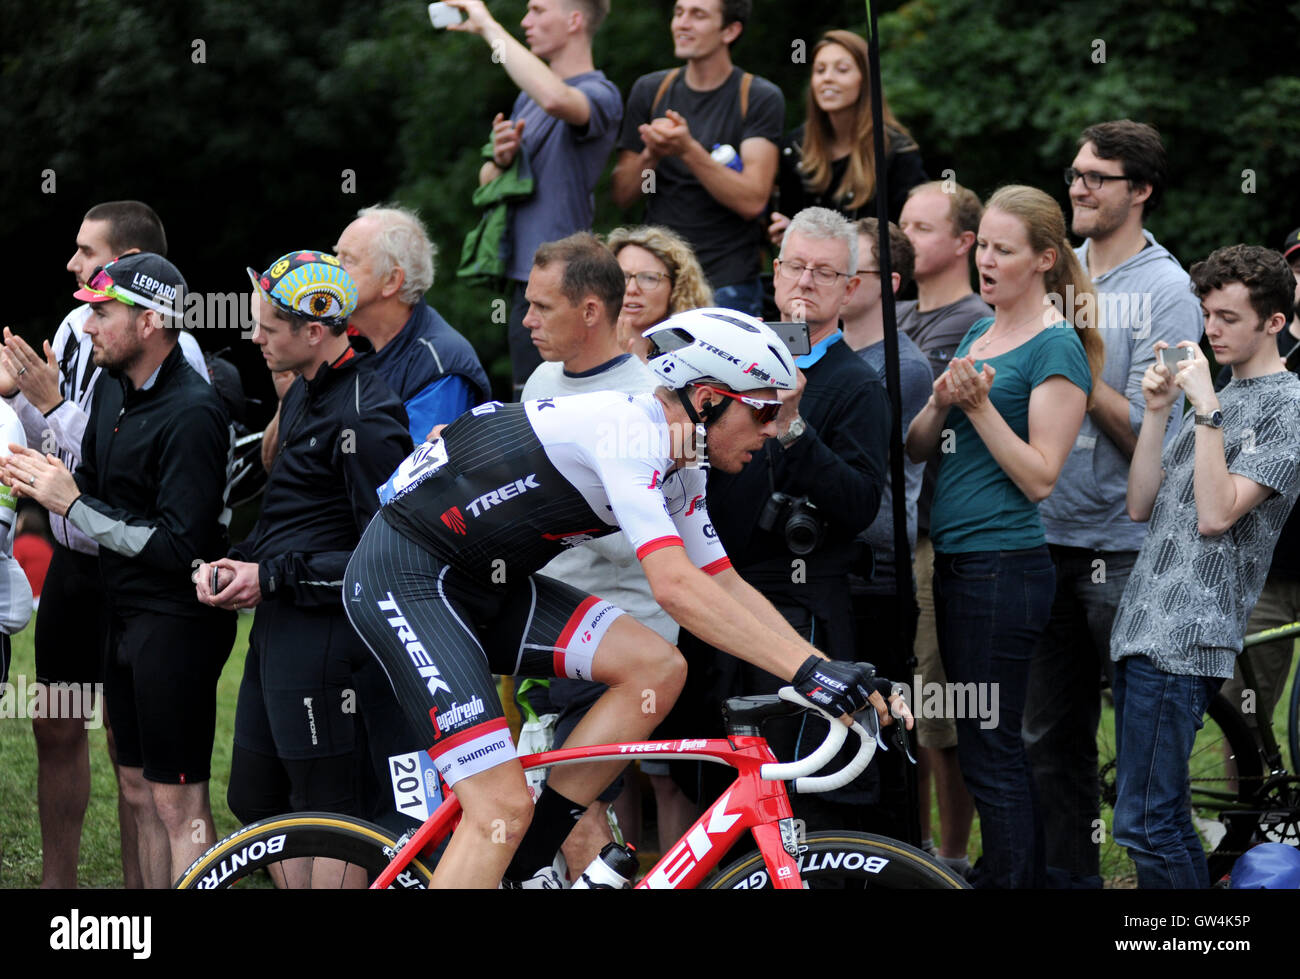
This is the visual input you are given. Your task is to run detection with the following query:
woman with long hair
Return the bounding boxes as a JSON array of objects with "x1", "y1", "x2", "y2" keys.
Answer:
[
  {"x1": 607, "y1": 225, "x2": 713, "y2": 360},
  {"x1": 768, "y1": 29, "x2": 926, "y2": 245},
  {"x1": 905, "y1": 185, "x2": 1102, "y2": 889}
]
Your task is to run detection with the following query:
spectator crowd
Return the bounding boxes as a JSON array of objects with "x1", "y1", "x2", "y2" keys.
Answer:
[{"x1": 3, "y1": 0, "x2": 1300, "y2": 891}]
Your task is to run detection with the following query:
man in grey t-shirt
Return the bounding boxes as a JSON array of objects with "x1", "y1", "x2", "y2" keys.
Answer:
[
  {"x1": 1111, "y1": 245, "x2": 1300, "y2": 889},
  {"x1": 1024, "y1": 120, "x2": 1203, "y2": 888},
  {"x1": 449, "y1": 0, "x2": 622, "y2": 396}
]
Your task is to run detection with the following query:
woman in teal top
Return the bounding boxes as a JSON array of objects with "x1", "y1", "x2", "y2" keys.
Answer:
[{"x1": 906, "y1": 185, "x2": 1102, "y2": 889}]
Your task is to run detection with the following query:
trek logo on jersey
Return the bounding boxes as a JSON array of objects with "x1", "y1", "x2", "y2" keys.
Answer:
[
  {"x1": 441, "y1": 506, "x2": 467, "y2": 535},
  {"x1": 684, "y1": 494, "x2": 706, "y2": 516},
  {"x1": 431, "y1": 695, "x2": 486, "y2": 738},
  {"x1": 465, "y1": 474, "x2": 539, "y2": 517},
  {"x1": 376, "y1": 593, "x2": 452, "y2": 697}
]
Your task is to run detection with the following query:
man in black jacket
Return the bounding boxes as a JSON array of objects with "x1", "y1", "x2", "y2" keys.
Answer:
[
  {"x1": 194, "y1": 252, "x2": 413, "y2": 879},
  {"x1": 671, "y1": 206, "x2": 891, "y2": 821},
  {"x1": 3, "y1": 252, "x2": 236, "y2": 887}
]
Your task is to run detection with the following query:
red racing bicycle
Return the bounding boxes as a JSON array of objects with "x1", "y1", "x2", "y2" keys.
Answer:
[{"x1": 175, "y1": 688, "x2": 967, "y2": 890}]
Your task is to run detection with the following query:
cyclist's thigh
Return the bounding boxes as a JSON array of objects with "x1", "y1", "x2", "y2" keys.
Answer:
[
  {"x1": 490, "y1": 572, "x2": 628, "y2": 685},
  {"x1": 345, "y1": 520, "x2": 515, "y2": 789}
]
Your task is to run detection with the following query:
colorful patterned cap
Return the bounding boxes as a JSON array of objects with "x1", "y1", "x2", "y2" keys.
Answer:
[{"x1": 246, "y1": 250, "x2": 357, "y2": 327}]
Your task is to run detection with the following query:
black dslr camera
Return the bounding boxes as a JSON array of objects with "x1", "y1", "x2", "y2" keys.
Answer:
[{"x1": 757, "y1": 492, "x2": 824, "y2": 556}]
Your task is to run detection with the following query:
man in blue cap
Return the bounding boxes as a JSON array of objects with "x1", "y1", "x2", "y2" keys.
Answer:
[{"x1": 193, "y1": 252, "x2": 413, "y2": 884}]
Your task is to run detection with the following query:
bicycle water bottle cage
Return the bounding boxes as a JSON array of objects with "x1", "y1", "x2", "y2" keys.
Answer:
[{"x1": 723, "y1": 694, "x2": 806, "y2": 737}]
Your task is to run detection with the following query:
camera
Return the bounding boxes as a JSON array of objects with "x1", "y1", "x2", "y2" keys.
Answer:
[{"x1": 757, "y1": 492, "x2": 824, "y2": 556}]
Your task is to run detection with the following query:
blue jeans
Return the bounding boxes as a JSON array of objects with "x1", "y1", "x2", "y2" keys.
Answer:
[
  {"x1": 933, "y1": 546, "x2": 1055, "y2": 888},
  {"x1": 1023, "y1": 546, "x2": 1137, "y2": 888},
  {"x1": 1112, "y1": 654, "x2": 1221, "y2": 889},
  {"x1": 712, "y1": 277, "x2": 764, "y2": 318}
]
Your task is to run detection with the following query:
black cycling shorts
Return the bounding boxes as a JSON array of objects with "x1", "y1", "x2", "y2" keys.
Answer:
[
  {"x1": 34, "y1": 544, "x2": 108, "y2": 685},
  {"x1": 344, "y1": 514, "x2": 623, "y2": 788},
  {"x1": 105, "y1": 606, "x2": 235, "y2": 784},
  {"x1": 233, "y1": 602, "x2": 365, "y2": 762}
]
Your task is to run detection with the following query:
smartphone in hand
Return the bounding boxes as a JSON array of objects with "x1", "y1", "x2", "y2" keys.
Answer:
[
  {"x1": 211, "y1": 566, "x2": 222, "y2": 596},
  {"x1": 429, "y1": 2, "x2": 465, "y2": 28},
  {"x1": 1158, "y1": 346, "x2": 1196, "y2": 372}
]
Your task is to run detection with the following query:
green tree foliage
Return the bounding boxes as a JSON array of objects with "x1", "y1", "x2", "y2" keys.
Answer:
[
  {"x1": 879, "y1": 0, "x2": 1300, "y2": 262},
  {"x1": 2, "y1": 1, "x2": 1296, "y2": 401}
]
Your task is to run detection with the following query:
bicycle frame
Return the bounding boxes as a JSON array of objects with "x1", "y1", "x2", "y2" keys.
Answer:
[{"x1": 372, "y1": 734, "x2": 809, "y2": 889}]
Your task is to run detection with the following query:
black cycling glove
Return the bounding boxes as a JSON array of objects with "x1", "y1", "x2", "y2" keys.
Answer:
[{"x1": 791, "y1": 656, "x2": 875, "y2": 716}]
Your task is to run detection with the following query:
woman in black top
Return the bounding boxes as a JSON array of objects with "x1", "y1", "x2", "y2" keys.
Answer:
[{"x1": 768, "y1": 29, "x2": 926, "y2": 245}]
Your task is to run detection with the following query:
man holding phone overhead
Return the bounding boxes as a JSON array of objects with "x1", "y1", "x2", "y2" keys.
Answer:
[{"x1": 441, "y1": 0, "x2": 622, "y2": 397}]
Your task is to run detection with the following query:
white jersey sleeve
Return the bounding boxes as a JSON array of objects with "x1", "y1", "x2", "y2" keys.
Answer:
[
  {"x1": 525, "y1": 391, "x2": 730, "y2": 572},
  {"x1": 0, "y1": 403, "x2": 33, "y2": 634}
]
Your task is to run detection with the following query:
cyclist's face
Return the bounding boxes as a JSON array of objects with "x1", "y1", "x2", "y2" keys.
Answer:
[
  {"x1": 522, "y1": 262, "x2": 587, "y2": 364},
  {"x1": 699, "y1": 386, "x2": 780, "y2": 473}
]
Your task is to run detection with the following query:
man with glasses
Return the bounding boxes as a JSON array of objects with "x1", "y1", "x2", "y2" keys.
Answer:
[
  {"x1": 1025, "y1": 119, "x2": 1202, "y2": 888},
  {"x1": 670, "y1": 206, "x2": 892, "y2": 830}
]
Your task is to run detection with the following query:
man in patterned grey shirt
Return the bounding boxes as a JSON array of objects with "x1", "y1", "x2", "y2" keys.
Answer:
[{"x1": 1111, "y1": 245, "x2": 1300, "y2": 888}]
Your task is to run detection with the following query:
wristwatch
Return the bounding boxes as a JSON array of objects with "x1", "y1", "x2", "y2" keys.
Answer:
[
  {"x1": 1194, "y1": 409, "x2": 1224, "y2": 429},
  {"x1": 778, "y1": 414, "x2": 806, "y2": 448}
]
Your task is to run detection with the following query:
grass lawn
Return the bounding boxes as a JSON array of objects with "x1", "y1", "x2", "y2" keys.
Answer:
[{"x1": 0, "y1": 614, "x2": 252, "y2": 888}]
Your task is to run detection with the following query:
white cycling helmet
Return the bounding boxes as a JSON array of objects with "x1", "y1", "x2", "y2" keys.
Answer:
[{"x1": 644, "y1": 308, "x2": 797, "y2": 393}]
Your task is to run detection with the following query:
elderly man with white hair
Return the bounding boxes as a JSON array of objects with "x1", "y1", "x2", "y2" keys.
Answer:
[{"x1": 335, "y1": 204, "x2": 491, "y2": 440}]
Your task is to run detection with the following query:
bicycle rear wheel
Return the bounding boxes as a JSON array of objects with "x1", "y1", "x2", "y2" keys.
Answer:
[
  {"x1": 1289, "y1": 659, "x2": 1300, "y2": 775},
  {"x1": 174, "y1": 813, "x2": 434, "y2": 889},
  {"x1": 705, "y1": 831, "x2": 969, "y2": 889}
]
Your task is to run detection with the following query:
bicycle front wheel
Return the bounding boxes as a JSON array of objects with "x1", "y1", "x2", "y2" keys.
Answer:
[
  {"x1": 174, "y1": 812, "x2": 435, "y2": 889},
  {"x1": 706, "y1": 831, "x2": 969, "y2": 889}
]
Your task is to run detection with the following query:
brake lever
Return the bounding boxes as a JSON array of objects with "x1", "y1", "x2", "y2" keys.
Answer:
[{"x1": 888, "y1": 683, "x2": 917, "y2": 765}]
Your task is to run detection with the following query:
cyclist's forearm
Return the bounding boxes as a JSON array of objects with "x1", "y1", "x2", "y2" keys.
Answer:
[
  {"x1": 659, "y1": 570, "x2": 813, "y2": 680},
  {"x1": 714, "y1": 567, "x2": 811, "y2": 650}
]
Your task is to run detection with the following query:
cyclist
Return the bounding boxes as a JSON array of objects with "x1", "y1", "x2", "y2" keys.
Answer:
[{"x1": 345, "y1": 306, "x2": 909, "y2": 888}]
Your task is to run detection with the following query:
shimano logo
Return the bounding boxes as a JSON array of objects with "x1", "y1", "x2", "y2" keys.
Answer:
[
  {"x1": 376, "y1": 594, "x2": 452, "y2": 696},
  {"x1": 466, "y1": 474, "x2": 539, "y2": 517},
  {"x1": 434, "y1": 696, "x2": 486, "y2": 733},
  {"x1": 457, "y1": 739, "x2": 509, "y2": 767}
]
